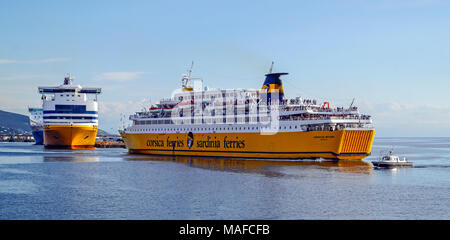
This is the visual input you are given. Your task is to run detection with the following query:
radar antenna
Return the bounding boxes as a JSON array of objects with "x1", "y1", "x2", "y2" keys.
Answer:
[{"x1": 64, "y1": 73, "x2": 73, "y2": 85}]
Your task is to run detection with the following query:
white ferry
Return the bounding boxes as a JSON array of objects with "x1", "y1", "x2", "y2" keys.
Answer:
[
  {"x1": 38, "y1": 74, "x2": 101, "y2": 149},
  {"x1": 28, "y1": 107, "x2": 43, "y2": 144}
]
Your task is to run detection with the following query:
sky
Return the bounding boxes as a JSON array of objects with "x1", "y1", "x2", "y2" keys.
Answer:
[{"x1": 1, "y1": 0, "x2": 449, "y2": 137}]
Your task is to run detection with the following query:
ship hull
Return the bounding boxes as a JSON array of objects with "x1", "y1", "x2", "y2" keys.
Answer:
[
  {"x1": 120, "y1": 129, "x2": 375, "y2": 160},
  {"x1": 44, "y1": 125, "x2": 98, "y2": 149},
  {"x1": 31, "y1": 130, "x2": 44, "y2": 145}
]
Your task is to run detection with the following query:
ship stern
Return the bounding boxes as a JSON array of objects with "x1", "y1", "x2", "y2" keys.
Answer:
[{"x1": 336, "y1": 130, "x2": 375, "y2": 160}]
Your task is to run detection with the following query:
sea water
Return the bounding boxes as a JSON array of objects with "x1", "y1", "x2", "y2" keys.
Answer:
[{"x1": 0, "y1": 138, "x2": 449, "y2": 219}]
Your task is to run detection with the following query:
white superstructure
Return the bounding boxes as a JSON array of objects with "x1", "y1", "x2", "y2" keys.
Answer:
[
  {"x1": 38, "y1": 74, "x2": 101, "y2": 127},
  {"x1": 28, "y1": 107, "x2": 43, "y2": 129}
]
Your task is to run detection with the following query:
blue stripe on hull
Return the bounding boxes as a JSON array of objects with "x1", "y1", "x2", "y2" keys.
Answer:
[
  {"x1": 43, "y1": 110, "x2": 98, "y2": 114},
  {"x1": 43, "y1": 116, "x2": 98, "y2": 119},
  {"x1": 32, "y1": 130, "x2": 44, "y2": 145}
]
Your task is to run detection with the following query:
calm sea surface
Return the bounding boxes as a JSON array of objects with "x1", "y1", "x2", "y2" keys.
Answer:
[{"x1": 1, "y1": 138, "x2": 449, "y2": 220}]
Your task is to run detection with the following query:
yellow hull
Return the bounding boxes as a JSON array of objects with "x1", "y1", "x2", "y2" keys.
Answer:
[
  {"x1": 120, "y1": 129, "x2": 375, "y2": 160},
  {"x1": 44, "y1": 125, "x2": 98, "y2": 149}
]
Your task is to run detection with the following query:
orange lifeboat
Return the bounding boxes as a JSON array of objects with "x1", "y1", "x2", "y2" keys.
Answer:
[{"x1": 321, "y1": 101, "x2": 330, "y2": 110}]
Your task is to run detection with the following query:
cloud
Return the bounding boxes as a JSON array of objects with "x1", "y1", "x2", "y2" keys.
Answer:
[
  {"x1": 31, "y1": 58, "x2": 71, "y2": 63},
  {"x1": 92, "y1": 72, "x2": 144, "y2": 82},
  {"x1": 374, "y1": 0, "x2": 448, "y2": 9},
  {"x1": 99, "y1": 98, "x2": 150, "y2": 115},
  {"x1": 97, "y1": 98, "x2": 150, "y2": 131},
  {"x1": 0, "y1": 58, "x2": 70, "y2": 64},
  {"x1": 0, "y1": 60, "x2": 18, "y2": 64},
  {"x1": 357, "y1": 100, "x2": 450, "y2": 136},
  {"x1": 0, "y1": 74, "x2": 50, "y2": 82}
]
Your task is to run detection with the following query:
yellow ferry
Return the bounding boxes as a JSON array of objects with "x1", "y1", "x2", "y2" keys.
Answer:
[
  {"x1": 120, "y1": 63, "x2": 374, "y2": 160},
  {"x1": 38, "y1": 74, "x2": 101, "y2": 149}
]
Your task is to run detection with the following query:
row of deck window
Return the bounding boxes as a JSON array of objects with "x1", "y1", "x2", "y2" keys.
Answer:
[
  {"x1": 128, "y1": 123, "x2": 366, "y2": 132},
  {"x1": 130, "y1": 125, "x2": 303, "y2": 132}
]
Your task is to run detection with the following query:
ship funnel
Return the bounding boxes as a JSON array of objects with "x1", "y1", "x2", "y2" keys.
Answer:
[{"x1": 260, "y1": 72, "x2": 288, "y2": 101}]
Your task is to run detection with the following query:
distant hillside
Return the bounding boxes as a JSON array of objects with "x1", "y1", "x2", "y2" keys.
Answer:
[
  {"x1": 0, "y1": 110, "x2": 31, "y2": 134},
  {"x1": 97, "y1": 129, "x2": 114, "y2": 136},
  {"x1": 0, "y1": 109, "x2": 112, "y2": 136}
]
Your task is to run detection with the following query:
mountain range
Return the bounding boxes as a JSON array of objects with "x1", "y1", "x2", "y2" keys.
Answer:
[{"x1": 0, "y1": 110, "x2": 31, "y2": 135}]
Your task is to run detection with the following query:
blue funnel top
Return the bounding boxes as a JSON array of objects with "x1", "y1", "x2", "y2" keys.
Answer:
[
  {"x1": 263, "y1": 73, "x2": 288, "y2": 85},
  {"x1": 261, "y1": 72, "x2": 288, "y2": 101}
]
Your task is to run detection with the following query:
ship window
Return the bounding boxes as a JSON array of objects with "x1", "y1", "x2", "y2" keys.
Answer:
[{"x1": 55, "y1": 105, "x2": 87, "y2": 113}]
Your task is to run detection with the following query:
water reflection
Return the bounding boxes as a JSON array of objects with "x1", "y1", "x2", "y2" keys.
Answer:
[
  {"x1": 125, "y1": 154, "x2": 373, "y2": 175},
  {"x1": 43, "y1": 155, "x2": 99, "y2": 162},
  {"x1": 373, "y1": 166, "x2": 411, "y2": 175},
  {"x1": 41, "y1": 148, "x2": 101, "y2": 162}
]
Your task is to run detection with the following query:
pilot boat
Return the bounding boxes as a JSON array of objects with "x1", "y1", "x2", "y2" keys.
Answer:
[{"x1": 372, "y1": 151, "x2": 412, "y2": 168}]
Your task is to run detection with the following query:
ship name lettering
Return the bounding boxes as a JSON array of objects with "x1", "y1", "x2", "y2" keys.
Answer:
[
  {"x1": 167, "y1": 137, "x2": 184, "y2": 148},
  {"x1": 146, "y1": 139, "x2": 164, "y2": 147},
  {"x1": 313, "y1": 136, "x2": 335, "y2": 139},
  {"x1": 223, "y1": 136, "x2": 245, "y2": 149},
  {"x1": 196, "y1": 136, "x2": 220, "y2": 148}
]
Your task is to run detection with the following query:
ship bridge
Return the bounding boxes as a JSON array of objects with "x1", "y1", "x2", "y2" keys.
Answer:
[
  {"x1": 39, "y1": 74, "x2": 101, "y2": 95},
  {"x1": 38, "y1": 86, "x2": 101, "y2": 94}
]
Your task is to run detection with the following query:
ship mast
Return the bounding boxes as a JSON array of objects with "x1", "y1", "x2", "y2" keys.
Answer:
[
  {"x1": 181, "y1": 61, "x2": 194, "y2": 92},
  {"x1": 269, "y1": 61, "x2": 274, "y2": 74},
  {"x1": 64, "y1": 73, "x2": 73, "y2": 85}
]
